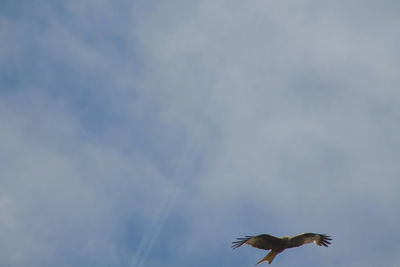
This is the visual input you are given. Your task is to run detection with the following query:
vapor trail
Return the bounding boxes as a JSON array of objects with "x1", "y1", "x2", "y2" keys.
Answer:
[{"x1": 131, "y1": 97, "x2": 211, "y2": 267}]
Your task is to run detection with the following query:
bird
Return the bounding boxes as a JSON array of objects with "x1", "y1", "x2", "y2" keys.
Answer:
[{"x1": 232, "y1": 233, "x2": 331, "y2": 264}]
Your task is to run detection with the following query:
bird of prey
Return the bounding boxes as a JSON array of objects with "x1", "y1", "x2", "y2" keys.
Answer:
[{"x1": 232, "y1": 233, "x2": 331, "y2": 264}]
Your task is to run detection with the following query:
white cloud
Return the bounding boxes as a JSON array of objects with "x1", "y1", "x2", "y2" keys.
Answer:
[
  {"x1": 1, "y1": 0, "x2": 400, "y2": 266},
  {"x1": 132, "y1": 0, "x2": 400, "y2": 265},
  {"x1": 0, "y1": 91, "x2": 170, "y2": 266}
]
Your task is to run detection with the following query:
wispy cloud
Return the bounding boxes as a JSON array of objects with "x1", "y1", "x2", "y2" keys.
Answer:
[{"x1": 1, "y1": 0, "x2": 400, "y2": 266}]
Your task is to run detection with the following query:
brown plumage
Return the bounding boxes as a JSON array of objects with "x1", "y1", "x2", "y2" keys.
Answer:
[{"x1": 232, "y1": 233, "x2": 331, "y2": 264}]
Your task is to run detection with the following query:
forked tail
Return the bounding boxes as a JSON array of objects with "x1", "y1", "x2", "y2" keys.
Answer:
[{"x1": 255, "y1": 250, "x2": 279, "y2": 265}]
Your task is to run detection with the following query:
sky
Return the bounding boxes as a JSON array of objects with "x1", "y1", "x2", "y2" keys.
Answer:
[{"x1": 1, "y1": 0, "x2": 400, "y2": 266}]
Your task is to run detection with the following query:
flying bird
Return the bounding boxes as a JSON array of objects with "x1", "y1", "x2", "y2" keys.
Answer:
[{"x1": 232, "y1": 233, "x2": 331, "y2": 264}]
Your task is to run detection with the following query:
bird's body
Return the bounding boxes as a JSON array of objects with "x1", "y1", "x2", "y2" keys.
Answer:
[{"x1": 232, "y1": 233, "x2": 331, "y2": 264}]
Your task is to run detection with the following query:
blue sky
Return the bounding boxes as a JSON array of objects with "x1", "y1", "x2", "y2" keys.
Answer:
[{"x1": 1, "y1": 1, "x2": 400, "y2": 266}]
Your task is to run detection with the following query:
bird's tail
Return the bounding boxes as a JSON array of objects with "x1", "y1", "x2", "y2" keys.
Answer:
[
  {"x1": 255, "y1": 250, "x2": 279, "y2": 265},
  {"x1": 231, "y1": 236, "x2": 254, "y2": 249}
]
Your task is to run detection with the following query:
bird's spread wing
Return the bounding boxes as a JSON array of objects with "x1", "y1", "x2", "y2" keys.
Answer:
[
  {"x1": 232, "y1": 234, "x2": 282, "y2": 250},
  {"x1": 287, "y1": 233, "x2": 332, "y2": 248}
]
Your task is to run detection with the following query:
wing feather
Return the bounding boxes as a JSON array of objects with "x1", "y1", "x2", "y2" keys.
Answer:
[
  {"x1": 287, "y1": 233, "x2": 332, "y2": 248},
  {"x1": 232, "y1": 234, "x2": 282, "y2": 250}
]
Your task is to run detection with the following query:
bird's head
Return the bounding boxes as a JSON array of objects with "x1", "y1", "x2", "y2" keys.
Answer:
[{"x1": 280, "y1": 235, "x2": 291, "y2": 246}]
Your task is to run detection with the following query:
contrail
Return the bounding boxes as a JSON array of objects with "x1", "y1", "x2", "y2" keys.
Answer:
[
  {"x1": 131, "y1": 98, "x2": 210, "y2": 267},
  {"x1": 131, "y1": 140, "x2": 199, "y2": 267}
]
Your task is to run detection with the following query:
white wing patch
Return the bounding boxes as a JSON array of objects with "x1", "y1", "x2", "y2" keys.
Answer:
[{"x1": 303, "y1": 235, "x2": 318, "y2": 245}]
